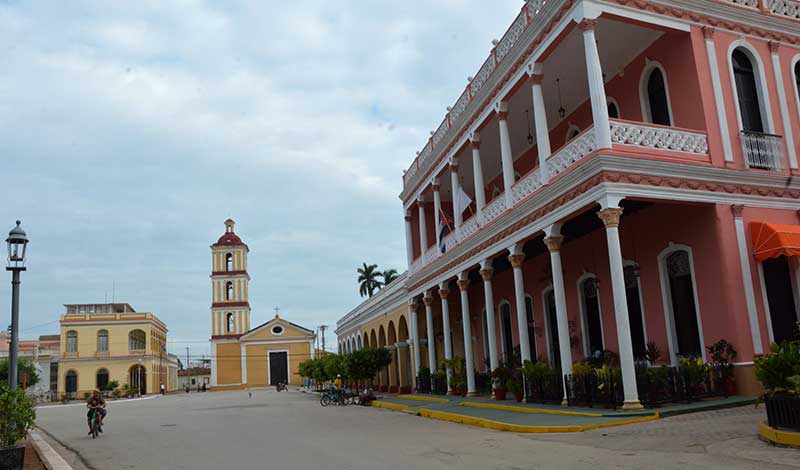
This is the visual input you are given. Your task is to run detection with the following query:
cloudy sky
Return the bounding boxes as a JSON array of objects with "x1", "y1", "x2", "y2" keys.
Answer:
[{"x1": 0, "y1": 0, "x2": 520, "y2": 357}]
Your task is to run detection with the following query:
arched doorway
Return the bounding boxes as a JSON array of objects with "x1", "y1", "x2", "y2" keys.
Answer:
[
  {"x1": 732, "y1": 48, "x2": 764, "y2": 133},
  {"x1": 660, "y1": 247, "x2": 703, "y2": 361},
  {"x1": 96, "y1": 368, "x2": 110, "y2": 391},
  {"x1": 762, "y1": 255, "x2": 800, "y2": 344},
  {"x1": 579, "y1": 275, "x2": 604, "y2": 357},
  {"x1": 525, "y1": 295, "x2": 537, "y2": 362},
  {"x1": 398, "y1": 316, "x2": 412, "y2": 388},
  {"x1": 624, "y1": 263, "x2": 647, "y2": 359},
  {"x1": 65, "y1": 370, "x2": 78, "y2": 399},
  {"x1": 499, "y1": 301, "x2": 514, "y2": 365},
  {"x1": 543, "y1": 288, "x2": 561, "y2": 374},
  {"x1": 642, "y1": 65, "x2": 672, "y2": 126},
  {"x1": 129, "y1": 364, "x2": 147, "y2": 395}
]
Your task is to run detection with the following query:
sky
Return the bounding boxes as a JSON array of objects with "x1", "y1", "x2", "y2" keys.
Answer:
[{"x1": 0, "y1": 0, "x2": 522, "y2": 358}]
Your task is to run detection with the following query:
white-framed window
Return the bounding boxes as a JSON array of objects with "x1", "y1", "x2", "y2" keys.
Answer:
[
  {"x1": 640, "y1": 61, "x2": 674, "y2": 126},
  {"x1": 226, "y1": 281, "x2": 234, "y2": 301},
  {"x1": 128, "y1": 329, "x2": 146, "y2": 351},
  {"x1": 226, "y1": 313, "x2": 235, "y2": 333},
  {"x1": 97, "y1": 330, "x2": 108, "y2": 353},
  {"x1": 225, "y1": 253, "x2": 233, "y2": 271},
  {"x1": 66, "y1": 331, "x2": 77, "y2": 353},
  {"x1": 657, "y1": 244, "x2": 705, "y2": 364}
]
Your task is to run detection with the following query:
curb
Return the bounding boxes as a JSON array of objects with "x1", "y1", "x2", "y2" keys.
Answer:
[
  {"x1": 371, "y1": 400, "x2": 415, "y2": 412},
  {"x1": 461, "y1": 401, "x2": 605, "y2": 417},
  {"x1": 657, "y1": 396, "x2": 757, "y2": 418},
  {"x1": 758, "y1": 420, "x2": 800, "y2": 447},
  {"x1": 30, "y1": 430, "x2": 74, "y2": 470},
  {"x1": 396, "y1": 394, "x2": 449, "y2": 403},
  {"x1": 416, "y1": 408, "x2": 660, "y2": 433}
]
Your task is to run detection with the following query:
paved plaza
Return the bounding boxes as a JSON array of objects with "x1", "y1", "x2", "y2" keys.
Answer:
[{"x1": 33, "y1": 389, "x2": 798, "y2": 470}]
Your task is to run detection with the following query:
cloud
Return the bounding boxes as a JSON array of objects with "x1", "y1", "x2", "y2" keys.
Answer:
[{"x1": 0, "y1": 0, "x2": 521, "y2": 354}]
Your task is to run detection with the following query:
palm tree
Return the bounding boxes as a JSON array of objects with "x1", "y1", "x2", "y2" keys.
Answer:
[
  {"x1": 357, "y1": 263, "x2": 382, "y2": 297},
  {"x1": 381, "y1": 269, "x2": 398, "y2": 286}
]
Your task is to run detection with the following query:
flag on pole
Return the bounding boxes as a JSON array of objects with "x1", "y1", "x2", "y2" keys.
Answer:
[
  {"x1": 438, "y1": 207, "x2": 452, "y2": 254},
  {"x1": 455, "y1": 186, "x2": 473, "y2": 216}
]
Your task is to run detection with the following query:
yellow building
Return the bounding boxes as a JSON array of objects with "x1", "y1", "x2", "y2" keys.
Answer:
[
  {"x1": 210, "y1": 219, "x2": 315, "y2": 389},
  {"x1": 57, "y1": 303, "x2": 171, "y2": 398}
]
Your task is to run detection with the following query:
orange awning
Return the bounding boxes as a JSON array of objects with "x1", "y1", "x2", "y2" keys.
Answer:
[{"x1": 751, "y1": 222, "x2": 800, "y2": 261}]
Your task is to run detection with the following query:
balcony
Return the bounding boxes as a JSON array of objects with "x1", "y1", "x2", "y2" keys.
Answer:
[
  {"x1": 63, "y1": 351, "x2": 78, "y2": 359},
  {"x1": 741, "y1": 131, "x2": 786, "y2": 171},
  {"x1": 95, "y1": 350, "x2": 110, "y2": 357},
  {"x1": 409, "y1": 121, "x2": 709, "y2": 275},
  {"x1": 129, "y1": 349, "x2": 146, "y2": 356}
]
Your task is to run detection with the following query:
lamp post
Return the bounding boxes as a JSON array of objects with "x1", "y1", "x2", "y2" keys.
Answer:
[{"x1": 6, "y1": 221, "x2": 28, "y2": 391}]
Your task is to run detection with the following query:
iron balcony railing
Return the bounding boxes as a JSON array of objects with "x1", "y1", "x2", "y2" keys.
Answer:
[{"x1": 741, "y1": 130, "x2": 786, "y2": 171}]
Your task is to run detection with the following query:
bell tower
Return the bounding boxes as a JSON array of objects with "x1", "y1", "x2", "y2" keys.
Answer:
[{"x1": 210, "y1": 219, "x2": 251, "y2": 337}]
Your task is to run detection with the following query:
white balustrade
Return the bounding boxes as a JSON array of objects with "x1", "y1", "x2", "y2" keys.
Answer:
[
  {"x1": 771, "y1": 0, "x2": 800, "y2": 18},
  {"x1": 720, "y1": 0, "x2": 759, "y2": 7},
  {"x1": 479, "y1": 195, "x2": 508, "y2": 226},
  {"x1": 741, "y1": 131, "x2": 786, "y2": 171},
  {"x1": 547, "y1": 128, "x2": 597, "y2": 178},
  {"x1": 460, "y1": 215, "x2": 481, "y2": 239},
  {"x1": 610, "y1": 121, "x2": 709, "y2": 155},
  {"x1": 511, "y1": 168, "x2": 543, "y2": 205},
  {"x1": 432, "y1": 120, "x2": 448, "y2": 148},
  {"x1": 495, "y1": 12, "x2": 527, "y2": 63}
]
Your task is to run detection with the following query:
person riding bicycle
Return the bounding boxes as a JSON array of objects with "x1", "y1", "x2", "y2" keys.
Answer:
[
  {"x1": 86, "y1": 390, "x2": 107, "y2": 435},
  {"x1": 333, "y1": 374, "x2": 342, "y2": 391}
]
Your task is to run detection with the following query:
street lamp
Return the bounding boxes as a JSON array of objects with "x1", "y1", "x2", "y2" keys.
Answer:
[{"x1": 6, "y1": 221, "x2": 28, "y2": 391}]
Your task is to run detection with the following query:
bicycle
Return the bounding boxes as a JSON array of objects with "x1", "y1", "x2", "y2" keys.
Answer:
[
  {"x1": 88, "y1": 407, "x2": 101, "y2": 439},
  {"x1": 320, "y1": 387, "x2": 339, "y2": 407}
]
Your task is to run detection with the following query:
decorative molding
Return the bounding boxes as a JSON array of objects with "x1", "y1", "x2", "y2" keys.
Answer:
[
  {"x1": 508, "y1": 254, "x2": 526, "y2": 268},
  {"x1": 479, "y1": 268, "x2": 494, "y2": 280},
  {"x1": 731, "y1": 203, "x2": 745, "y2": 217},
  {"x1": 543, "y1": 236, "x2": 564, "y2": 252},
  {"x1": 597, "y1": 207, "x2": 624, "y2": 228},
  {"x1": 456, "y1": 279, "x2": 470, "y2": 291}
]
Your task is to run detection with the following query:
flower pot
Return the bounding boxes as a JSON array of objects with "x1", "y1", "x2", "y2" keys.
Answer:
[
  {"x1": 765, "y1": 393, "x2": 800, "y2": 431},
  {"x1": 494, "y1": 388, "x2": 507, "y2": 401},
  {"x1": 0, "y1": 445, "x2": 25, "y2": 470},
  {"x1": 514, "y1": 392, "x2": 524, "y2": 402}
]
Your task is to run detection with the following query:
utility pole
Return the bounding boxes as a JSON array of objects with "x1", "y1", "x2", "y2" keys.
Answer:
[
  {"x1": 186, "y1": 347, "x2": 190, "y2": 391},
  {"x1": 319, "y1": 325, "x2": 327, "y2": 354}
]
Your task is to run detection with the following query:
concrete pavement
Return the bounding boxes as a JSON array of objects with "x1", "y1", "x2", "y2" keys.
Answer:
[{"x1": 35, "y1": 389, "x2": 799, "y2": 470}]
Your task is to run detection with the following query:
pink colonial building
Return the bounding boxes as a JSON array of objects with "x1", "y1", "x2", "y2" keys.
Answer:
[{"x1": 338, "y1": 0, "x2": 800, "y2": 409}]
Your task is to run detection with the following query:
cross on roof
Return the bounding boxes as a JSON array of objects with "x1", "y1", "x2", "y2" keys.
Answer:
[{"x1": 273, "y1": 306, "x2": 280, "y2": 317}]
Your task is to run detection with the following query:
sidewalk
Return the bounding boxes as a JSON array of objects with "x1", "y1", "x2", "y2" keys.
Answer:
[{"x1": 369, "y1": 393, "x2": 756, "y2": 433}]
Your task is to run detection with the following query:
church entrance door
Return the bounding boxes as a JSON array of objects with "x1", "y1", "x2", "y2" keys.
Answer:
[{"x1": 269, "y1": 351, "x2": 288, "y2": 385}]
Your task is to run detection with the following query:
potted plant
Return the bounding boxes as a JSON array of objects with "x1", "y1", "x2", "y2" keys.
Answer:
[
  {"x1": 506, "y1": 377, "x2": 523, "y2": 402},
  {"x1": 491, "y1": 365, "x2": 511, "y2": 400},
  {"x1": 0, "y1": 386, "x2": 37, "y2": 470},
  {"x1": 707, "y1": 339, "x2": 737, "y2": 396},
  {"x1": 442, "y1": 357, "x2": 467, "y2": 396},
  {"x1": 755, "y1": 339, "x2": 800, "y2": 431}
]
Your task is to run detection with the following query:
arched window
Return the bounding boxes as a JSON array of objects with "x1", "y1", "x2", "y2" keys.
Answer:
[
  {"x1": 226, "y1": 281, "x2": 234, "y2": 301},
  {"x1": 226, "y1": 313, "x2": 235, "y2": 333},
  {"x1": 481, "y1": 308, "x2": 490, "y2": 368},
  {"x1": 97, "y1": 330, "x2": 108, "y2": 353},
  {"x1": 644, "y1": 67, "x2": 672, "y2": 126},
  {"x1": 542, "y1": 288, "x2": 561, "y2": 373},
  {"x1": 65, "y1": 370, "x2": 78, "y2": 396},
  {"x1": 96, "y1": 368, "x2": 109, "y2": 390},
  {"x1": 499, "y1": 302, "x2": 514, "y2": 364},
  {"x1": 607, "y1": 99, "x2": 620, "y2": 119},
  {"x1": 525, "y1": 295, "x2": 537, "y2": 362},
  {"x1": 664, "y1": 250, "x2": 702, "y2": 358},
  {"x1": 624, "y1": 264, "x2": 647, "y2": 360},
  {"x1": 128, "y1": 329, "x2": 146, "y2": 351},
  {"x1": 225, "y1": 253, "x2": 233, "y2": 271},
  {"x1": 66, "y1": 331, "x2": 77, "y2": 353},
  {"x1": 732, "y1": 49, "x2": 764, "y2": 133},
  {"x1": 579, "y1": 276, "x2": 604, "y2": 356}
]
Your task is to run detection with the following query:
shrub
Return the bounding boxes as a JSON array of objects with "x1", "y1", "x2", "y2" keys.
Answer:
[
  {"x1": 0, "y1": 359, "x2": 40, "y2": 389},
  {"x1": 571, "y1": 362, "x2": 592, "y2": 377},
  {"x1": 0, "y1": 385, "x2": 37, "y2": 447},
  {"x1": 755, "y1": 340, "x2": 800, "y2": 394},
  {"x1": 442, "y1": 357, "x2": 467, "y2": 393},
  {"x1": 643, "y1": 341, "x2": 663, "y2": 363},
  {"x1": 111, "y1": 388, "x2": 122, "y2": 399},
  {"x1": 520, "y1": 360, "x2": 554, "y2": 381},
  {"x1": 106, "y1": 379, "x2": 120, "y2": 391},
  {"x1": 707, "y1": 339, "x2": 737, "y2": 380}
]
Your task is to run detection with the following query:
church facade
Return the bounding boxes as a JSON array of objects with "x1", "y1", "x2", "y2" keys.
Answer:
[{"x1": 210, "y1": 219, "x2": 315, "y2": 389}]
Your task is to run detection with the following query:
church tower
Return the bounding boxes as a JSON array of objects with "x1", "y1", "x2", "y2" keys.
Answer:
[{"x1": 210, "y1": 219, "x2": 251, "y2": 337}]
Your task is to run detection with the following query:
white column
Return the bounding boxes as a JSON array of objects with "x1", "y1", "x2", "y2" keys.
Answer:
[
  {"x1": 409, "y1": 300, "x2": 422, "y2": 381},
  {"x1": 509, "y1": 246, "x2": 532, "y2": 363},
  {"x1": 439, "y1": 284, "x2": 454, "y2": 392},
  {"x1": 433, "y1": 180, "x2": 442, "y2": 247},
  {"x1": 579, "y1": 19, "x2": 612, "y2": 149},
  {"x1": 530, "y1": 71, "x2": 552, "y2": 183},
  {"x1": 404, "y1": 211, "x2": 414, "y2": 267},
  {"x1": 418, "y1": 198, "x2": 428, "y2": 254},
  {"x1": 732, "y1": 205, "x2": 764, "y2": 354},
  {"x1": 702, "y1": 27, "x2": 734, "y2": 163},
  {"x1": 457, "y1": 273, "x2": 477, "y2": 396},
  {"x1": 470, "y1": 135, "x2": 487, "y2": 213},
  {"x1": 497, "y1": 102, "x2": 516, "y2": 209},
  {"x1": 450, "y1": 162, "x2": 463, "y2": 234},
  {"x1": 424, "y1": 294, "x2": 437, "y2": 372},
  {"x1": 597, "y1": 203, "x2": 642, "y2": 410},
  {"x1": 240, "y1": 344, "x2": 248, "y2": 385},
  {"x1": 544, "y1": 226, "x2": 573, "y2": 405},
  {"x1": 479, "y1": 262, "x2": 499, "y2": 372},
  {"x1": 770, "y1": 41, "x2": 798, "y2": 169}
]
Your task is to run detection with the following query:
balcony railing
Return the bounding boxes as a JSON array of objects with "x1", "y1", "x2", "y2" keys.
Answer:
[
  {"x1": 610, "y1": 120, "x2": 709, "y2": 155},
  {"x1": 741, "y1": 130, "x2": 785, "y2": 171},
  {"x1": 63, "y1": 351, "x2": 78, "y2": 359},
  {"x1": 129, "y1": 348, "x2": 146, "y2": 356},
  {"x1": 770, "y1": 0, "x2": 800, "y2": 19},
  {"x1": 720, "y1": 0, "x2": 759, "y2": 7},
  {"x1": 96, "y1": 350, "x2": 110, "y2": 357}
]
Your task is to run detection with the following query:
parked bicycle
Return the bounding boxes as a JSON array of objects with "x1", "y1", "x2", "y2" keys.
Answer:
[{"x1": 319, "y1": 387, "x2": 355, "y2": 406}]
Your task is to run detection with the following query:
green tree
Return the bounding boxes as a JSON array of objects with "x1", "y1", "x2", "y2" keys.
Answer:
[
  {"x1": 345, "y1": 348, "x2": 391, "y2": 384},
  {"x1": 357, "y1": 263, "x2": 383, "y2": 297},
  {"x1": 0, "y1": 385, "x2": 37, "y2": 447},
  {"x1": 381, "y1": 269, "x2": 399, "y2": 287},
  {"x1": 0, "y1": 359, "x2": 40, "y2": 389}
]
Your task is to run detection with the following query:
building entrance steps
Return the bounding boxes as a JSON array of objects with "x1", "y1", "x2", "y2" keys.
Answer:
[{"x1": 370, "y1": 394, "x2": 758, "y2": 433}]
